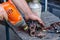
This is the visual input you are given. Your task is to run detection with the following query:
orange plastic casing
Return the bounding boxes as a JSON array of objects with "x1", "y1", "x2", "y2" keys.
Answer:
[{"x1": 2, "y1": 1, "x2": 23, "y2": 25}]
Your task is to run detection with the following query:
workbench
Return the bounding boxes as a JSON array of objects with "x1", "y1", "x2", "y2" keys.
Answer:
[
  {"x1": 0, "y1": 11, "x2": 60, "y2": 40},
  {"x1": 13, "y1": 11, "x2": 60, "y2": 40}
]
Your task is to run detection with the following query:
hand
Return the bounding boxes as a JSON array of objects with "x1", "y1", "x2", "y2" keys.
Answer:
[
  {"x1": 25, "y1": 13, "x2": 45, "y2": 25},
  {"x1": 0, "y1": 4, "x2": 8, "y2": 21}
]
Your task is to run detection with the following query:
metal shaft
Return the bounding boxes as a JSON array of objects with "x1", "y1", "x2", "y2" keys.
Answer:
[{"x1": 45, "y1": 0, "x2": 48, "y2": 13}]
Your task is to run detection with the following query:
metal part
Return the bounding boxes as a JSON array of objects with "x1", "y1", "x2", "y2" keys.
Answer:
[
  {"x1": 30, "y1": 30, "x2": 36, "y2": 37},
  {"x1": 28, "y1": 21, "x2": 36, "y2": 37},
  {"x1": 42, "y1": 22, "x2": 60, "y2": 33},
  {"x1": 26, "y1": 19, "x2": 60, "y2": 38},
  {"x1": 27, "y1": 20, "x2": 46, "y2": 38},
  {"x1": 29, "y1": 23, "x2": 36, "y2": 31}
]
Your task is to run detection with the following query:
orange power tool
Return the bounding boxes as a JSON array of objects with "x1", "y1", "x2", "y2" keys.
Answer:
[{"x1": 2, "y1": 0, "x2": 28, "y2": 31}]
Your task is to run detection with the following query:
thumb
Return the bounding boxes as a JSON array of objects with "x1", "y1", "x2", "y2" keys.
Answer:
[
  {"x1": 3, "y1": 9, "x2": 8, "y2": 20},
  {"x1": 0, "y1": 4, "x2": 8, "y2": 20}
]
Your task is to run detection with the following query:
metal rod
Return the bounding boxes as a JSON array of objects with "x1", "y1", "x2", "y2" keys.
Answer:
[
  {"x1": 3, "y1": 19, "x2": 23, "y2": 40},
  {"x1": 45, "y1": 0, "x2": 48, "y2": 13},
  {"x1": 6, "y1": 26, "x2": 10, "y2": 40}
]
